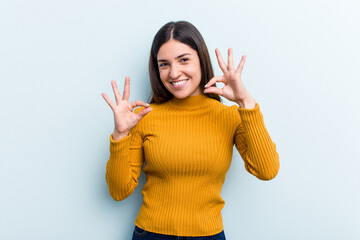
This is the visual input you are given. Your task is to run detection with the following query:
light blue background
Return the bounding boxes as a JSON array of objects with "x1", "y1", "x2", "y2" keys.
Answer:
[{"x1": 1, "y1": 0, "x2": 359, "y2": 239}]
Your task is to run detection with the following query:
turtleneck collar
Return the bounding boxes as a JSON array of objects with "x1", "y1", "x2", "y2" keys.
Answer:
[{"x1": 167, "y1": 94, "x2": 214, "y2": 111}]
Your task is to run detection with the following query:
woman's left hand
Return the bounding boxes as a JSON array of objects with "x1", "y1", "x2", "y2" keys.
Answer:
[{"x1": 204, "y1": 48, "x2": 256, "y2": 109}]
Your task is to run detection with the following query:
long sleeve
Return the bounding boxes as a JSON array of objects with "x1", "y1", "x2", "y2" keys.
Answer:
[
  {"x1": 234, "y1": 103, "x2": 280, "y2": 180},
  {"x1": 105, "y1": 123, "x2": 144, "y2": 201}
]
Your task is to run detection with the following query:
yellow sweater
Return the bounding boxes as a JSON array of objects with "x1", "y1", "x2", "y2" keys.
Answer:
[{"x1": 105, "y1": 93, "x2": 279, "y2": 237}]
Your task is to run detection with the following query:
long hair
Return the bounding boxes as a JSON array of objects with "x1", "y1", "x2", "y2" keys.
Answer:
[{"x1": 148, "y1": 21, "x2": 221, "y2": 104}]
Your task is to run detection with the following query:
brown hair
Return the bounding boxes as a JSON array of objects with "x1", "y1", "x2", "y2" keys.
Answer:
[{"x1": 148, "y1": 21, "x2": 221, "y2": 103}]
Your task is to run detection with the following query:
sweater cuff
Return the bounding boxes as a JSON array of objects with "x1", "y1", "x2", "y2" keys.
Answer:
[
  {"x1": 238, "y1": 102, "x2": 260, "y2": 116},
  {"x1": 237, "y1": 103, "x2": 263, "y2": 126},
  {"x1": 109, "y1": 134, "x2": 132, "y2": 153}
]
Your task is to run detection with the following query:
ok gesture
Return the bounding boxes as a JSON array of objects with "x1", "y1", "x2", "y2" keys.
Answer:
[
  {"x1": 204, "y1": 48, "x2": 256, "y2": 109},
  {"x1": 101, "y1": 77, "x2": 152, "y2": 140}
]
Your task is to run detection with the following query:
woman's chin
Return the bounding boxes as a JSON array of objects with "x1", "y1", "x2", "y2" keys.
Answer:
[{"x1": 172, "y1": 93, "x2": 189, "y2": 99}]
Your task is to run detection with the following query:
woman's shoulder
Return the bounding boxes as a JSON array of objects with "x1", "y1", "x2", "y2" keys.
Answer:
[
  {"x1": 210, "y1": 99, "x2": 240, "y2": 113},
  {"x1": 209, "y1": 101, "x2": 242, "y2": 126}
]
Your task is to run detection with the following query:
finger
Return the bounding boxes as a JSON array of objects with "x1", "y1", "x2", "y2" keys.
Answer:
[
  {"x1": 236, "y1": 55, "x2": 247, "y2": 74},
  {"x1": 215, "y1": 48, "x2": 228, "y2": 74},
  {"x1": 122, "y1": 76, "x2": 130, "y2": 101},
  {"x1": 136, "y1": 107, "x2": 153, "y2": 120},
  {"x1": 111, "y1": 80, "x2": 122, "y2": 105},
  {"x1": 203, "y1": 86, "x2": 224, "y2": 96},
  {"x1": 205, "y1": 76, "x2": 226, "y2": 89},
  {"x1": 130, "y1": 100, "x2": 150, "y2": 109},
  {"x1": 101, "y1": 93, "x2": 116, "y2": 110},
  {"x1": 228, "y1": 48, "x2": 235, "y2": 71}
]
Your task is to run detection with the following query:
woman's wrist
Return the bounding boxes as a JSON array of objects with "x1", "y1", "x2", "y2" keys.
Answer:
[
  {"x1": 235, "y1": 96, "x2": 256, "y2": 109},
  {"x1": 112, "y1": 131, "x2": 129, "y2": 141}
]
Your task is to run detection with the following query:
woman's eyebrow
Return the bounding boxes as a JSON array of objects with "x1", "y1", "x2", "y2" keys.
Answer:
[{"x1": 157, "y1": 53, "x2": 191, "y2": 62}]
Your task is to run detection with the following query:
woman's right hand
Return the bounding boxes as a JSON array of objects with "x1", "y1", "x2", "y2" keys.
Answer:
[{"x1": 101, "y1": 76, "x2": 152, "y2": 141}]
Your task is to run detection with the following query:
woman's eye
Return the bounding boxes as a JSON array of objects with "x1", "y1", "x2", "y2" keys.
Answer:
[
  {"x1": 181, "y1": 58, "x2": 189, "y2": 62},
  {"x1": 159, "y1": 63, "x2": 168, "y2": 67}
]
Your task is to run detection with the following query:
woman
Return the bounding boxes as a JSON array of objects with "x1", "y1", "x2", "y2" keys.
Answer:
[{"x1": 102, "y1": 21, "x2": 279, "y2": 240}]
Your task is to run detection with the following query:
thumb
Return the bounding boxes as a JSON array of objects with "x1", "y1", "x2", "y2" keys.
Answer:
[{"x1": 136, "y1": 107, "x2": 153, "y2": 121}]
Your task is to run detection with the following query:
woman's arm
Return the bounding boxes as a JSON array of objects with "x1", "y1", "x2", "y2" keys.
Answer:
[
  {"x1": 102, "y1": 77, "x2": 150, "y2": 200},
  {"x1": 234, "y1": 103, "x2": 279, "y2": 180},
  {"x1": 105, "y1": 126, "x2": 144, "y2": 201},
  {"x1": 204, "y1": 48, "x2": 279, "y2": 179}
]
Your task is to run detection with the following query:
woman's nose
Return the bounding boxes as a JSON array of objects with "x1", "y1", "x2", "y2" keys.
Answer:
[{"x1": 169, "y1": 65, "x2": 181, "y2": 79}]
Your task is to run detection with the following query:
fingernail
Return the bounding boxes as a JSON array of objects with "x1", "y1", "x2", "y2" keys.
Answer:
[
  {"x1": 204, "y1": 84, "x2": 207, "y2": 88},
  {"x1": 146, "y1": 103, "x2": 149, "y2": 106}
]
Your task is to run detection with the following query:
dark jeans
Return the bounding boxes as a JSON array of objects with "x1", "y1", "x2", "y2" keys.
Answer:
[{"x1": 132, "y1": 225, "x2": 226, "y2": 240}]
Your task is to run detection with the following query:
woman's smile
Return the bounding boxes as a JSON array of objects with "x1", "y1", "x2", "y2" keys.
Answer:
[{"x1": 170, "y1": 79, "x2": 189, "y2": 87}]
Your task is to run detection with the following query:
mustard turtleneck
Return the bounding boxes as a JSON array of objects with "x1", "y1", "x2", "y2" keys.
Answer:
[{"x1": 105, "y1": 94, "x2": 279, "y2": 237}]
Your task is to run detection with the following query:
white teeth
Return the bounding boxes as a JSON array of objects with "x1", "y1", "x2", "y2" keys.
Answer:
[{"x1": 171, "y1": 80, "x2": 188, "y2": 86}]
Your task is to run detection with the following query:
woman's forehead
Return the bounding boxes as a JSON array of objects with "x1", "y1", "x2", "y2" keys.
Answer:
[{"x1": 157, "y1": 39, "x2": 197, "y2": 60}]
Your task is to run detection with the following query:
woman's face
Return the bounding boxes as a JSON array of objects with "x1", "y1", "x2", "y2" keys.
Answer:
[{"x1": 157, "y1": 39, "x2": 202, "y2": 99}]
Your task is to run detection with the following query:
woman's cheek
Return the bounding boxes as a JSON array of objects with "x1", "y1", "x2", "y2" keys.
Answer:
[{"x1": 159, "y1": 70, "x2": 167, "y2": 81}]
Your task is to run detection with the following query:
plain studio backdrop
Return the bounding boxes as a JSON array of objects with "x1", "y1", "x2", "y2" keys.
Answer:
[{"x1": 1, "y1": 0, "x2": 359, "y2": 239}]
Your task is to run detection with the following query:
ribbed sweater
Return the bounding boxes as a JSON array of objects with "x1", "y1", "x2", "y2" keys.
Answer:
[{"x1": 105, "y1": 93, "x2": 279, "y2": 237}]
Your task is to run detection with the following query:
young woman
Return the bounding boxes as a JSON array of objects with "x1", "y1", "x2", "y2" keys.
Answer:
[{"x1": 102, "y1": 21, "x2": 279, "y2": 240}]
